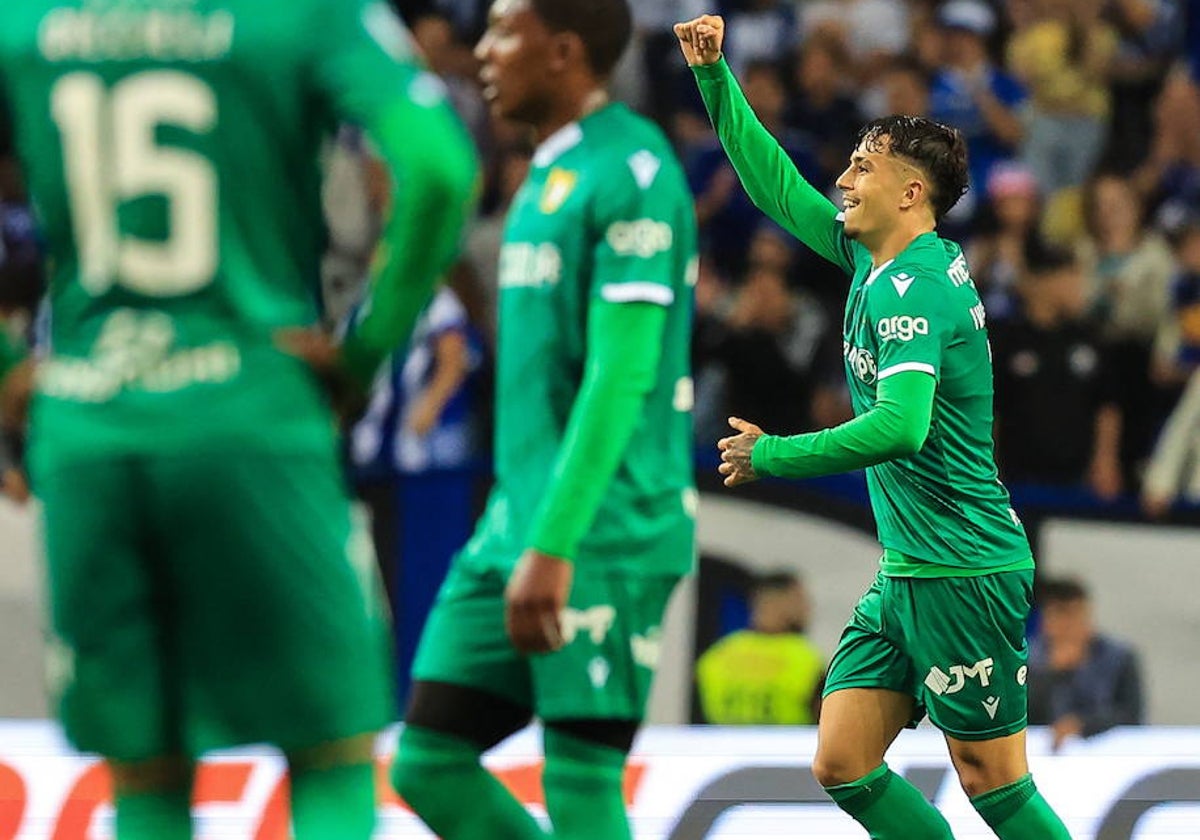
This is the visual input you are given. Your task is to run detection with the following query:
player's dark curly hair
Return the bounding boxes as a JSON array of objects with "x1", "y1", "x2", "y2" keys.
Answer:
[
  {"x1": 855, "y1": 116, "x2": 970, "y2": 221},
  {"x1": 530, "y1": 0, "x2": 632, "y2": 78}
]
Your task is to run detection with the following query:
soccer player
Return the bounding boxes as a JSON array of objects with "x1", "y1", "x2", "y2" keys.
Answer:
[
  {"x1": 676, "y1": 15, "x2": 1072, "y2": 840},
  {"x1": 0, "y1": 1, "x2": 477, "y2": 837},
  {"x1": 390, "y1": 0, "x2": 697, "y2": 838}
]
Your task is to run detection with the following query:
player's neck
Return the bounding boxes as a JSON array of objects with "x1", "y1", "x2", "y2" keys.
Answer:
[
  {"x1": 533, "y1": 88, "x2": 610, "y2": 145},
  {"x1": 863, "y1": 221, "x2": 936, "y2": 268}
]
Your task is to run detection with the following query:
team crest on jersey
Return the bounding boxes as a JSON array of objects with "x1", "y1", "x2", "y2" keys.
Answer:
[
  {"x1": 540, "y1": 168, "x2": 578, "y2": 214},
  {"x1": 844, "y1": 341, "x2": 877, "y2": 384}
]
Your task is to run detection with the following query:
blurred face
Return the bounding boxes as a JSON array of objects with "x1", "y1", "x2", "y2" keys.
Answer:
[
  {"x1": 943, "y1": 28, "x2": 986, "y2": 68},
  {"x1": 744, "y1": 68, "x2": 786, "y2": 124},
  {"x1": 1178, "y1": 229, "x2": 1200, "y2": 273},
  {"x1": 882, "y1": 69, "x2": 930, "y2": 119},
  {"x1": 1091, "y1": 176, "x2": 1141, "y2": 242},
  {"x1": 836, "y1": 136, "x2": 924, "y2": 241},
  {"x1": 754, "y1": 583, "x2": 811, "y2": 634},
  {"x1": 798, "y1": 45, "x2": 837, "y2": 94},
  {"x1": 475, "y1": 0, "x2": 557, "y2": 124},
  {"x1": 1040, "y1": 597, "x2": 1092, "y2": 647},
  {"x1": 992, "y1": 191, "x2": 1038, "y2": 231}
]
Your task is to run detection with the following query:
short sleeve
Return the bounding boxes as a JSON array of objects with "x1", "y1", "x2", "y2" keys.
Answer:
[
  {"x1": 309, "y1": 0, "x2": 446, "y2": 126},
  {"x1": 589, "y1": 148, "x2": 686, "y2": 307},
  {"x1": 866, "y1": 269, "x2": 956, "y2": 382}
]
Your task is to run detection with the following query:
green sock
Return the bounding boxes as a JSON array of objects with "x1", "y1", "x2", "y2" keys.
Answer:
[
  {"x1": 971, "y1": 774, "x2": 1072, "y2": 839},
  {"x1": 391, "y1": 725, "x2": 547, "y2": 840},
  {"x1": 289, "y1": 761, "x2": 375, "y2": 840},
  {"x1": 542, "y1": 728, "x2": 631, "y2": 840},
  {"x1": 113, "y1": 785, "x2": 192, "y2": 840},
  {"x1": 824, "y1": 763, "x2": 955, "y2": 839}
]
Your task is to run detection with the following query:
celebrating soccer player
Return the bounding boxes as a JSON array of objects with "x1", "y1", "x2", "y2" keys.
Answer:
[
  {"x1": 0, "y1": 1, "x2": 477, "y2": 837},
  {"x1": 676, "y1": 14, "x2": 1072, "y2": 840},
  {"x1": 390, "y1": 0, "x2": 697, "y2": 837}
]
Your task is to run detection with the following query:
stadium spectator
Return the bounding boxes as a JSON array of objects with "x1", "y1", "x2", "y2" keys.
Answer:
[
  {"x1": 967, "y1": 162, "x2": 1042, "y2": 321},
  {"x1": 1078, "y1": 172, "x2": 1178, "y2": 476},
  {"x1": 870, "y1": 55, "x2": 932, "y2": 120},
  {"x1": 1133, "y1": 68, "x2": 1200, "y2": 214},
  {"x1": 1007, "y1": 0, "x2": 1118, "y2": 195},
  {"x1": 722, "y1": 0, "x2": 799, "y2": 76},
  {"x1": 990, "y1": 241, "x2": 1124, "y2": 499},
  {"x1": 929, "y1": 0, "x2": 1026, "y2": 206},
  {"x1": 711, "y1": 227, "x2": 846, "y2": 435},
  {"x1": 695, "y1": 571, "x2": 825, "y2": 725},
  {"x1": 1102, "y1": 0, "x2": 1182, "y2": 171},
  {"x1": 785, "y1": 35, "x2": 863, "y2": 191},
  {"x1": 688, "y1": 60, "x2": 820, "y2": 275},
  {"x1": 1027, "y1": 577, "x2": 1145, "y2": 749},
  {"x1": 799, "y1": 0, "x2": 912, "y2": 75},
  {"x1": 1142, "y1": 219, "x2": 1200, "y2": 516}
]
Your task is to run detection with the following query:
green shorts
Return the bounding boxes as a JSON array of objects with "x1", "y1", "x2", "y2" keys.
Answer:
[
  {"x1": 33, "y1": 449, "x2": 394, "y2": 761},
  {"x1": 824, "y1": 569, "x2": 1033, "y2": 741},
  {"x1": 412, "y1": 558, "x2": 680, "y2": 722}
]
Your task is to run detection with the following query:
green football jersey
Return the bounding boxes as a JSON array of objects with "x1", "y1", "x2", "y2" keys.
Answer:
[
  {"x1": 0, "y1": 0, "x2": 456, "y2": 459},
  {"x1": 462, "y1": 103, "x2": 697, "y2": 578},
  {"x1": 829, "y1": 228, "x2": 1031, "y2": 573}
]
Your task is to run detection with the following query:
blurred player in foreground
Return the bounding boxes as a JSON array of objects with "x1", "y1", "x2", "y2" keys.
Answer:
[
  {"x1": 0, "y1": 1, "x2": 476, "y2": 836},
  {"x1": 390, "y1": 0, "x2": 697, "y2": 837},
  {"x1": 676, "y1": 14, "x2": 1072, "y2": 840}
]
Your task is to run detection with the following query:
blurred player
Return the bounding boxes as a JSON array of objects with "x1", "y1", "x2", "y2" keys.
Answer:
[
  {"x1": 676, "y1": 14, "x2": 1072, "y2": 840},
  {"x1": 0, "y1": 1, "x2": 477, "y2": 837},
  {"x1": 390, "y1": 0, "x2": 697, "y2": 837}
]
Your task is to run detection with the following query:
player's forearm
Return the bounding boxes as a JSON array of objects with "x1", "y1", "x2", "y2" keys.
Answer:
[
  {"x1": 527, "y1": 301, "x2": 667, "y2": 559},
  {"x1": 750, "y1": 370, "x2": 935, "y2": 479},
  {"x1": 692, "y1": 58, "x2": 847, "y2": 269},
  {"x1": 340, "y1": 98, "x2": 479, "y2": 387}
]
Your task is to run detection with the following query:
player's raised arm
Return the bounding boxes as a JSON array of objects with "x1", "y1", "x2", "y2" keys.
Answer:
[
  {"x1": 675, "y1": 15, "x2": 853, "y2": 274},
  {"x1": 312, "y1": 0, "x2": 479, "y2": 387}
]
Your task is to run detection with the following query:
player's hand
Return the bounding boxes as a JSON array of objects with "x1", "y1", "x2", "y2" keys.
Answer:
[
  {"x1": 275, "y1": 327, "x2": 367, "y2": 421},
  {"x1": 1, "y1": 468, "x2": 29, "y2": 505},
  {"x1": 717, "y1": 416, "x2": 764, "y2": 487},
  {"x1": 0, "y1": 359, "x2": 35, "y2": 436},
  {"x1": 673, "y1": 15, "x2": 725, "y2": 67},
  {"x1": 505, "y1": 549, "x2": 573, "y2": 655}
]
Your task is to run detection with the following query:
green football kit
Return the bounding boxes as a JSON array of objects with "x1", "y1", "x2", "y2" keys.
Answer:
[
  {"x1": 695, "y1": 57, "x2": 1034, "y2": 740},
  {"x1": 0, "y1": 0, "x2": 476, "y2": 761},
  {"x1": 412, "y1": 102, "x2": 698, "y2": 721}
]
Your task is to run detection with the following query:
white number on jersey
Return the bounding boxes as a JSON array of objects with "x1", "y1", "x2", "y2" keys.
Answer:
[{"x1": 52, "y1": 70, "x2": 218, "y2": 297}]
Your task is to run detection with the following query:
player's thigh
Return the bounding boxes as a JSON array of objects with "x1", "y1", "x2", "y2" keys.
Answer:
[
  {"x1": 533, "y1": 571, "x2": 680, "y2": 722},
  {"x1": 150, "y1": 451, "x2": 393, "y2": 755},
  {"x1": 898, "y1": 571, "x2": 1033, "y2": 743},
  {"x1": 814, "y1": 688, "x2": 915, "y2": 786},
  {"x1": 34, "y1": 454, "x2": 174, "y2": 761},
  {"x1": 944, "y1": 728, "x2": 1029, "y2": 798},
  {"x1": 410, "y1": 558, "x2": 533, "y2": 712}
]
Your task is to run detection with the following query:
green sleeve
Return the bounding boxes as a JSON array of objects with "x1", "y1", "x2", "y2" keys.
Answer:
[
  {"x1": 750, "y1": 370, "x2": 936, "y2": 479},
  {"x1": 311, "y1": 0, "x2": 479, "y2": 385},
  {"x1": 527, "y1": 300, "x2": 668, "y2": 560},
  {"x1": 693, "y1": 58, "x2": 854, "y2": 274}
]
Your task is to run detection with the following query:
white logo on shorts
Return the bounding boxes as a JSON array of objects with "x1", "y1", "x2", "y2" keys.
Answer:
[
  {"x1": 924, "y1": 658, "x2": 995, "y2": 696},
  {"x1": 982, "y1": 696, "x2": 1000, "y2": 719},
  {"x1": 588, "y1": 656, "x2": 611, "y2": 689},
  {"x1": 1016, "y1": 665, "x2": 1028, "y2": 686}
]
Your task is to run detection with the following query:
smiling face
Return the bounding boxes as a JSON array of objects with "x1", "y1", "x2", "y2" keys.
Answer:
[
  {"x1": 474, "y1": 0, "x2": 558, "y2": 125},
  {"x1": 835, "y1": 136, "x2": 927, "y2": 242}
]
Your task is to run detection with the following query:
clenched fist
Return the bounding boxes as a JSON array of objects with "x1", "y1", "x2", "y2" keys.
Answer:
[{"x1": 673, "y1": 15, "x2": 725, "y2": 67}]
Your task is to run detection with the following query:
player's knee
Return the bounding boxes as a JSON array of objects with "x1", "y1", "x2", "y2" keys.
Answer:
[
  {"x1": 285, "y1": 732, "x2": 376, "y2": 773},
  {"x1": 811, "y1": 750, "x2": 865, "y2": 788},
  {"x1": 950, "y1": 744, "x2": 1014, "y2": 799}
]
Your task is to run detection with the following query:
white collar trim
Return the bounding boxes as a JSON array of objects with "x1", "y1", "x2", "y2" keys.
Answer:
[{"x1": 533, "y1": 122, "x2": 584, "y2": 167}]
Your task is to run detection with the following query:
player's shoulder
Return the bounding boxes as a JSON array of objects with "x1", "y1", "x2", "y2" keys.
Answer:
[
  {"x1": 581, "y1": 104, "x2": 684, "y2": 185},
  {"x1": 872, "y1": 234, "x2": 965, "y2": 305}
]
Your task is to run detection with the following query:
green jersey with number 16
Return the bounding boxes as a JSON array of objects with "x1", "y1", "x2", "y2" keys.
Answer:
[{"x1": 0, "y1": 0, "x2": 460, "y2": 458}]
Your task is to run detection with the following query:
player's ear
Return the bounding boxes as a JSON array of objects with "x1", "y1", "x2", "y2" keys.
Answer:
[
  {"x1": 900, "y1": 177, "x2": 924, "y2": 212},
  {"x1": 550, "y1": 31, "x2": 586, "y2": 74}
]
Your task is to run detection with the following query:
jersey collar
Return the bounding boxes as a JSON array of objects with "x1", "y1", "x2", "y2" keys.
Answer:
[{"x1": 532, "y1": 122, "x2": 584, "y2": 168}]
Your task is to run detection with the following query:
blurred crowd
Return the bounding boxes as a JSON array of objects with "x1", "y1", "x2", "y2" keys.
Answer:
[{"x1": 7, "y1": 0, "x2": 1200, "y2": 520}]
